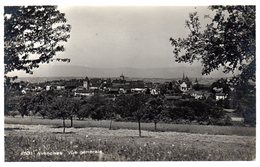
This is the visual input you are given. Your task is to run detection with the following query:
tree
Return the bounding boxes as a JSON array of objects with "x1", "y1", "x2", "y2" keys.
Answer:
[
  {"x1": 67, "y1": 98, "x2": 80, "y2": 127},
  {"x1": 104, "y1": 100, "x2": 117, "y2": 130},
  {"x1": 210, "y1": 78, "x2": 230, "y2": 94},
  {"x1": 114, "y1": 95, "x2": 135, "y2": 120},
  {"x1": 170, "y1": 6, "x2": 255, "y2": 84},
  {"x1": 9, "y1": 110, "x2": 20, "y2": 117},
  {"x1": 5, "y1": 94, "x2": 19, "y2": 116},
  {"x1": 145, "y1": 97, "x2": 164, "y2": 131},
  {"x1": 50, "y1": 97, "x2": 71, "y2": 133},
  {"x1": 30, "y1": 91, "x2": 53, "y2": 119},
  {"x1": 88, "y1": 95, "x2": 107, "y2": 120},
  {"x1": 168, "y1": 82, "x2": 173, "y2": 90},
  {"x1": 170, "y1": 6, "x2": 255, "y2": 126},
  {"x1": 91, "y1": 105, "x2": 107, "y2": 121},
  {"x1": 77, "y1": 103, "x2": 92, "y2": 120},
  {"x1": 131, "y1": 94, "x2": 149, "y2": 137},
  {"x1": 17, "y1": 95, "x2": 32, "y2": 118},
  {"x1": 145, "y1": 88, "x2": 151, "y2": 95},
  {"x1": 4, "y1": 6, "x2": 71, "y2": 76}
]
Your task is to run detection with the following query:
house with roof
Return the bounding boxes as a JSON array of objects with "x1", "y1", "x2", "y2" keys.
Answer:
[
  {"x1": 56, "y1": 85, "x2": 65, "y2": 90},
  {"x1": 215, "y1": 93, "x2": 227, "y2": 101},
  {"x1": 180, "y1": 82, "x2": 188, "y2": 92},
  {"x1": 73, "y1": 87, "x2": 94, "y2": 97},
  {"x1": 150, "y1": 88, "x2": 160, "y2": 96},
  {"x1": 46, "y1": 85, "x2": 53, "y2": 91},
  {"x1": 190, "y1": 90, "x2": 204, "y2": 100},
  {"x1": 189, "y1": 90, "x2": 211, "y2": 100},
  {"x1": 131, "y1": 88, "x2": 145, "y2": 94},
  {"x1": 179, "y1": 73, "x2": 192, "y2": 93},
  {"x1": 74, "y1": 90, "x2": 93, "y2": 97},
  {"x1": 108, "y1": 88, "x2": 119, "y2": 94}
]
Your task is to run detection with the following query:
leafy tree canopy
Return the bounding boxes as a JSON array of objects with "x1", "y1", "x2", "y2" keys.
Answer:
[
  {"x1": 170, "y1": 6, "x2": 255, "y2": 83},
  {"x1": 4, "y1": 6, "x2": 71, "y2": 76}
]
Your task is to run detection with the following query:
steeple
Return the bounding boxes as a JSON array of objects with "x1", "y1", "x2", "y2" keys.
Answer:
[
  {"x1": 83, "y1": 76, "x2": 90, "y2": 90},
  {"x1": 120, "y1": 73, "x2": 125, "y2": 80},
  {"x1": 195, "y1": 78, "x2": 198, "y2": 83}
]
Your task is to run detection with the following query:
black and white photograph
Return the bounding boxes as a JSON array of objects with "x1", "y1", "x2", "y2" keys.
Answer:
[{"x1": 2, "y1": 0, "x2": 257, "y2": 164}]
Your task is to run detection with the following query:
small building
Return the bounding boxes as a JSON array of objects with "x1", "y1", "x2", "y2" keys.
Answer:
[
  {"x1": 151, "y1": 89, "x2": 160, "y2": 96},
  {"x1": 215, "y1": 93, "x2": 227, "y2": 101},
  {"x1": 119, "y1": 88, "x2": 126, "y2": 94},
  {"x1": 179, "y1": 73, "x2": 192, "y2": 93},
  {"x1": 131, "y1": 88, "x2": 145, "y2": 93},
  {"x1": 46, "y1": 85, "x2": 53, "y2": 91},
  {"x1": 73, "y1": 86, "x2": 94, "y2": 97},
  {"x1": 21, "y1": 89, "x2": 27, "y2": 94},
  {"x1": 74, "y1": 90, "x2": 93, "y2": 97},
  {"x1": 180, "y1": 82, "x2": 188, "y2": 92},
  {"x1": 108, "y1": 88, "x2": 119, "y2": 94},
  {"x1": 56, "y1": 85, "x2": 65, "y2": 90},
  {"x1": 190, "y1": 90, "x2": 204, "y2": 100}
]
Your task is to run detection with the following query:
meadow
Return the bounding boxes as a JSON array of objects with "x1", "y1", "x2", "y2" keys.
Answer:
[
  {"x1": 4, "y1": 117, "x2": 256, "y2": 161},
  {"x1": 5, "y1": 116, "x2": 256, "y2": 136}
]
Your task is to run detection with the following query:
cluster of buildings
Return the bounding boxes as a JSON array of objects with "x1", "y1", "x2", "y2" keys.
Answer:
[
  {"x1": 67, "y1": 73, "x2": 230, "y2": 102},
  {"x1": 15, "y1": 73, "x2": 232, "y2": 102},
  {"x1": 72, "y1": 74, "x2": 155, "y2": 97}
]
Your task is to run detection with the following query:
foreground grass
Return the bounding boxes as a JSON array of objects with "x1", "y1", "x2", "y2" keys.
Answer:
[
  {"x1": 5, "y1": 124, "x2": 256, "y2": 161},
  {"x1": 5, "y1": 116, "x2": 256, "y2": 136}
]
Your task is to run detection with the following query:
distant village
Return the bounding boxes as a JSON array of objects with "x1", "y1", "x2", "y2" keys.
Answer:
[{"x1": 14, "y1": 73, "x2": 233, "y2": 102}]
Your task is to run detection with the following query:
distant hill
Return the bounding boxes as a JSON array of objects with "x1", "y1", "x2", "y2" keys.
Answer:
[{"x1": 16, "y1": 64, "x2": 233, "y2": 79}]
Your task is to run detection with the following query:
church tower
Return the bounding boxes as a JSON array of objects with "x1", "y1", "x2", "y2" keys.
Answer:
[
  {"x1": 120, "y1": 73, "x2": 125, "y2": 80},
  {"x1": 83, "y1": 76, "x2": 90, "y2": 90},
  {"x1": 182, "y1": 72, "x2": 185, "y2": 81}
]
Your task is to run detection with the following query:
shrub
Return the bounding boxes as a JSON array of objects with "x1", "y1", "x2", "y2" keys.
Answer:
[{"x1": 9, "y1": 110, "x2": 20, "y2": 117}]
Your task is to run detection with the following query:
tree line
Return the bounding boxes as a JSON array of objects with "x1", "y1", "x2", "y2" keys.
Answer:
[{"x1": 5, "y1": 90, "x2": 232, "y2": 136}]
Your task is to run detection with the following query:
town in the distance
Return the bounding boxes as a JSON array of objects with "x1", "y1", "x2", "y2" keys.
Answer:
[{"x1": 5, "y1": 72, "x2": 256, "y2": 126}]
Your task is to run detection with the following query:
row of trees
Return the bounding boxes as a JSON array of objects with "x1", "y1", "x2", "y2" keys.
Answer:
[{"x1": 6, "y1": 91, "x2": 230, "y2": 135}]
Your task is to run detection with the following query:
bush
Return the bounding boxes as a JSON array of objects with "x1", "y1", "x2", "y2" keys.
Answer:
[
  {"x1": 163, "y1": 99, "x2": 227, "y2": 125},
  {"x1": 9, "y1": 110, "x2": 20, "y2": 117},
  {"x1": 209, "y1": 115, "x2": 232, "y2": 126},
  {"x1": 243, "y1": 107, "x2": 256, "y2": 126}
]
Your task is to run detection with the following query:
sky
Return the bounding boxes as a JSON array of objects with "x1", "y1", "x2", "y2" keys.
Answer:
[
  {"x1": 8, "y1": 6, "x2": 220, "y2": 77},
  {"x1": 8, "y1": 5, "x2": 247, "y2": 77},
  {"x1": 57, "y1": 6, "x2": 210, "y2": 68}
]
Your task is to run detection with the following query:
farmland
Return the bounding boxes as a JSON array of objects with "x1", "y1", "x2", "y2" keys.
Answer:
[{"x1": 5, "y1": 117, "x2": 256, "y2": 161}]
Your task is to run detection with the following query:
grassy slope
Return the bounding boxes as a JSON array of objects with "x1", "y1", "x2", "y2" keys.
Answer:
[
  {"x1": 5, "y1": 116, "x2": 256, "y2": 136},
  {"x1": 4, "y1": 116, "x2": 256, "y2": 161},
  {"x1": 5, "y1": 124, "x2": 256, "y2": 161}
]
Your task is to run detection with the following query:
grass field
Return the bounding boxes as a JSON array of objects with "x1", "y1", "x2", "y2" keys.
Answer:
[
  {"x1": 5, "y1": 116, "x2": 256, "y2": 136},
  {"x1": 4, "y1": 116, "x2": 256, "y2": 161}
]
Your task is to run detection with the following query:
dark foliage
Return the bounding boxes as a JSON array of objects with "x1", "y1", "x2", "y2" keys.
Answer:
[
  {"x1": 4, "y1": 6, "x2": 71, "y2": 75},
  {"x1": 170, "y1": 6, "x2": 255, "y2": 82}
]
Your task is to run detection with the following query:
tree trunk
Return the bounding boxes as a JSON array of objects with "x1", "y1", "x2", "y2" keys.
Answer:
[
  {"x1": 138, "y1": 119, "x2": 141, "y2": 137},
  {"x1": 70, "y1": 116, "x2": 73, "y2": 127},
  {"x1": 109, "y1": 119, "x2": 113, "y2": 130},
  {"x1": 63, "y1": 118, "x2": 66, "y2": 133},
  {"x1": 154, "y1": 122, "x2": 157, "y2": 131}
]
